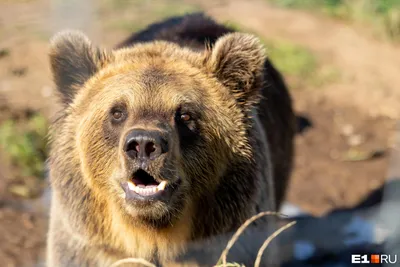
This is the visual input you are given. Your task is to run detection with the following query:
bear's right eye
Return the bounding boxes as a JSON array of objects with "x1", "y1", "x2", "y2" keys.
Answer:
[
  {"x1": 110, "y1": 108, "x2": 126, "y2": 124},
  {"x1": 113, "y1": 111, "x2": 123, "y2": 120}
]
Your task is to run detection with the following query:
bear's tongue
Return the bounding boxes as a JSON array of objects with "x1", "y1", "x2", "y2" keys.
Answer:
[{"x1": 127, "y1": 169, "x2": 166, "y2": 196}]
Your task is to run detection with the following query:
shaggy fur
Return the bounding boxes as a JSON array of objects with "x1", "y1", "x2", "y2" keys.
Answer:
[{"x1": 47, "y1": 13, "x2": 295, "y2": 266}]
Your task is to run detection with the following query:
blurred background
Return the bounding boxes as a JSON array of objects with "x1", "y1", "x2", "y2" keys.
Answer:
[{"x1": 0, "y1": 0, "x2": 399, "y2": 266}]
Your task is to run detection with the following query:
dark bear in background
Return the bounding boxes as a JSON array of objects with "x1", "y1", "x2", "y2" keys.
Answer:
[{"x1": 47, "y1": 13, "x2": 295, "y2": 266}]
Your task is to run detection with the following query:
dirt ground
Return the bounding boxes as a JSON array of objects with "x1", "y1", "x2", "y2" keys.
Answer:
[{"x1": 0, "y1": 0, "x2": 398, "y2": 266}]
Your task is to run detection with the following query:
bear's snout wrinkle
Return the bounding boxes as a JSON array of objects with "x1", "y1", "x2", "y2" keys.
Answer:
[{"x1": 124, "y1": 128, "x2": 169, "y2": 161}]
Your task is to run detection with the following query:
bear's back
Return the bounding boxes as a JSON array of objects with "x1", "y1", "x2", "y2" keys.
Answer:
[{"x1": 117, "y1": 13, "x2": 233, "y2": 50}]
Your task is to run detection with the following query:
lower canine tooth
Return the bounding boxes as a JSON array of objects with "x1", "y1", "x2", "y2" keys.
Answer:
[
  {"x1": 127, "y1": 181, "x2": 136, "y2": 190},
  {"x1": 157, "y1": 181, "x2": 167, "y2": 191}
]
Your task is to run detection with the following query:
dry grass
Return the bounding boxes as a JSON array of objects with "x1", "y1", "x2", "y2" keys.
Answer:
[
  {"x1": 109, "y1": 258, "x2": 157, "y2": 267},
  {"x1": 253, "y1": 221, "x2": 296, "y2": 267},
  {"x1": 109, "y1": 211, "x2": 296, "y2": 267},
  {"x1": 216, "y1": 211, "x2": 283, "y2": 266}
]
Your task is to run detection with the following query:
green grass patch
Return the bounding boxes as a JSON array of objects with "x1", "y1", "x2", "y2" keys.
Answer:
[
  {"x1": 263, "y1": 38, "x2": 335, "y2": 89},
  {"x1": 267, "y1": 0, "x2": 400, "y2": 42},
  {"x1": 0, "y1": 113, "x2": 48, "y2": 179},
  {"x1": 223, "y1": 21, "x2": 336, "y2": 88},
  {"x1": 263, "y1": 39, "x2": 317, "y2": 77}
]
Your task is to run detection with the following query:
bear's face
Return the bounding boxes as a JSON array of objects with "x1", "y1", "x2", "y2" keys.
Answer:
[{"x1": 49, "y1": 31, "x2": 266, "y2": 227}]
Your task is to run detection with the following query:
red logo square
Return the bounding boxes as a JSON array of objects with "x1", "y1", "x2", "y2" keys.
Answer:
[{"x1": 371, "y1": 254, "x2": 380, "y2": 264}]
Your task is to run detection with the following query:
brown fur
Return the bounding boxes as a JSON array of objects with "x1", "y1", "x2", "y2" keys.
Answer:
[{"x1": 47, "y1": 14, "x2": 295, "y2": 266}]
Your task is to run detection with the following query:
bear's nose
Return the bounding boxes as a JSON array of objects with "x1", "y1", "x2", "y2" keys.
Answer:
[{"x1": 124, "y1": 129, "x2": 168, "y2": 161}]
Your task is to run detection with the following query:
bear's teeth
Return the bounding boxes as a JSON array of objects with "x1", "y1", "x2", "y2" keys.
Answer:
[
  {"x1": 131, "y1": 185, "x2": 158, "y2": 195},
  {"x1": 157, "y1": 181, "x2": 167, "y2": 191},
  {"x1": 127, "y1": 181, "x2": 136, "y2": 190},
  {"x1": 127, "y1": 181, "x2": 166, "y2": 195}
]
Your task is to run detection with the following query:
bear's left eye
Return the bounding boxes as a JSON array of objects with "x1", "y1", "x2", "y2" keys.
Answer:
[{"x1": 180, "y1": 113, "x2": 191, "y2": 122}]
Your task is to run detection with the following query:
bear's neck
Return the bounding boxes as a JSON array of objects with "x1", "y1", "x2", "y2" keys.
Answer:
[
  {"x1": 189, "y1": 119, "x2": 273, "y2": 241},
  {"x1": 190, "y1": 161, "x2": 262, "y2": 240}
]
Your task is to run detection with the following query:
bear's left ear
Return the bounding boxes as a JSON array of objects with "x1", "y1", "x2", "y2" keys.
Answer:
[
  {"x1": 205, "y1": 33, "x2": 266, "y2": 111},
  {"x1": 49, "y1": 30, "x2": 113, "y2": 106}
]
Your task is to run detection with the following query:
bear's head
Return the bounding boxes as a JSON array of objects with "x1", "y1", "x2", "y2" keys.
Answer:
[{"x1": 49, "y1": 31, "x2": 266, "y2": 228}]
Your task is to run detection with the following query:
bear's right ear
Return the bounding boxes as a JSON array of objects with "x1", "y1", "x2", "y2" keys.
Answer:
[{"x1": 49, "y1": 30, "x2": 112, "y2": 105}]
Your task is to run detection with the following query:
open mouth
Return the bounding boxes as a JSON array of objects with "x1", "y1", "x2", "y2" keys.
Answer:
[{"x1": 127, "y1": 169, "x2": 167, "y2": 197}]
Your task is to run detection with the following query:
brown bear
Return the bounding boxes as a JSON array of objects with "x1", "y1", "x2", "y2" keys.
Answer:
[{"x1": 46, "y1": 13, "x2": 295, "y2": 266}]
